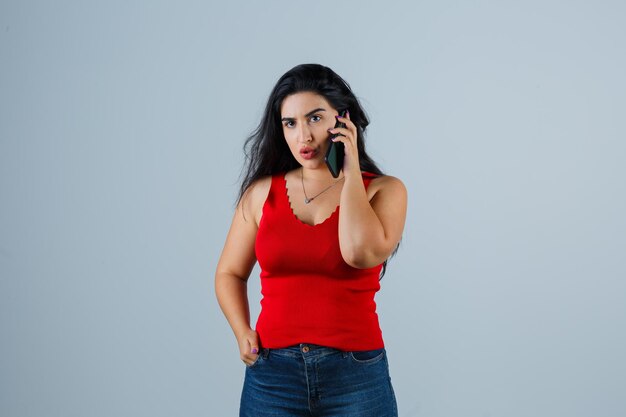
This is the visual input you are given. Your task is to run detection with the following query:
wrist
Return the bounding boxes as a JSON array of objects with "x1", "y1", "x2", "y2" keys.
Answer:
[
  {"x1": 343, "y1": 167, "x2": 362, "y2": 180},
  {"x1": 233, "y1": 324, "x2": 253, "y2": 339}
]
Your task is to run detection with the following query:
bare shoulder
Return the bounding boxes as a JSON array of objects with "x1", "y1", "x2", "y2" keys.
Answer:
[
  {"x1": 242, "y1": 175, "x2": 272, "y2": 205},
  {"x1": 239, "y1": 175, "x2": 272, "y2": 225},
  {"x1": 367, "y1": 174, "x2": 407, "y2": 201}
]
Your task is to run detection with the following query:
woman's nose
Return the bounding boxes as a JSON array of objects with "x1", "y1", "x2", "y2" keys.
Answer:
[{"x1": 296, "y1": 124, "x2": 312, "y2": 143}]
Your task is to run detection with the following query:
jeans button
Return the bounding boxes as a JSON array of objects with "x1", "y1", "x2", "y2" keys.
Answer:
[{"x1": 302, "y1": 345, "x2": 310, "y2": 353}]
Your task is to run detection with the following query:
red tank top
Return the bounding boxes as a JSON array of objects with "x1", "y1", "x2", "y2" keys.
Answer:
[{"x1": 254, "y1": 171, "x2": 384, "y2": 351}]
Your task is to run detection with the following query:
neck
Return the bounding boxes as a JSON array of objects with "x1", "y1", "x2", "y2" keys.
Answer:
[{"x1": 301, "y1": 166, "x2": 339, "y2": 182}]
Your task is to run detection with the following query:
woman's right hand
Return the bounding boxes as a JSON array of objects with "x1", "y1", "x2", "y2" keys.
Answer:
[{"x1": 238, "y1": 327, "x2": 260, "y2": 366}]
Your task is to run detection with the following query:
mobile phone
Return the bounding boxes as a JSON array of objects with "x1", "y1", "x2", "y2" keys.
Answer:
[{"x1": 325, "y1": 110, "x2": 348, "y2": 178}]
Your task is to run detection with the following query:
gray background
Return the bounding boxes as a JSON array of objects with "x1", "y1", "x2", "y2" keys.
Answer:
[{"x1": 1, "y1": 1, "x2": 625, "y2": 416}]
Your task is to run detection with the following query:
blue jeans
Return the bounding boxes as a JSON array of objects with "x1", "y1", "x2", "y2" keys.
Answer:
[{"x1": 240, "y1": 344, "x2": 398, "y2": 416}]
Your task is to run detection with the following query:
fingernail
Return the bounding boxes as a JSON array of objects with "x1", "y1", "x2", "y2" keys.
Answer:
[
  {"x1": 251, "y1": 348, "x2": 258, "y2": 354},
  {"x1": 327, "y1": 128, "x2": 333, "y2": 132},
  {"x1": 335, "y1": 114, "x2": 341, "y2": 119},
  {"x1": 346, "y1": 110, "x2": 350, "y2": 118}
]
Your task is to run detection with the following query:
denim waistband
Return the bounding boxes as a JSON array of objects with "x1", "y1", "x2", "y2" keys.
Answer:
[
  {"x1": 261, "y1": 344, "x2": 386, "y2": 360},
  {"x1": 261, "y1": 344, "x2": 351, "y2": 359}
]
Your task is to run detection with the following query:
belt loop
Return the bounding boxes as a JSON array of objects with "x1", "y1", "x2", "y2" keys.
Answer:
[{"x1": 261, "y1": 348, "x2": 270, "y2": 359}]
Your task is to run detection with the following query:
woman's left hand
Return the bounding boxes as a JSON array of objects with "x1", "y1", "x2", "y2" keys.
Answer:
[{"x1": 328, "y1": 111, "x2": 361, "y2": 178}]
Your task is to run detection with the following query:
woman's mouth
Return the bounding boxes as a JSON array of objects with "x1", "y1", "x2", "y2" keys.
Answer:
[{"x1": 299, "y1": 146, "x2": 319, "y2": 160}]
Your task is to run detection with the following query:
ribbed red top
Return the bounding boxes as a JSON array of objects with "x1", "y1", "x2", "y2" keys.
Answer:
[{"x1": 254, "y1": 172, "x2": 384, "y2": 351}]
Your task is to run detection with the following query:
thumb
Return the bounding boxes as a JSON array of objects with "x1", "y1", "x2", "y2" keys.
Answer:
[{"x1": 248, "y1": 333, "x2": 260, "y2": 355}]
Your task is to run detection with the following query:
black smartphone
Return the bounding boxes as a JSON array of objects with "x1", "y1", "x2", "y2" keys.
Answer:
[{"x1": 324, "y1": 110, "x2": 348, "y2": 178}]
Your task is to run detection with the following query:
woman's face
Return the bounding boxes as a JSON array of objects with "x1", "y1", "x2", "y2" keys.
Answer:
[{"x1": 280, "y1": 92, "x2": 340, "y2": 169}]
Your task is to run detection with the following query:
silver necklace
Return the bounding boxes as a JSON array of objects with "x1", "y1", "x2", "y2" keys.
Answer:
[{"x1": 301, "y1": 168, "x2": 344, "y2": 204}]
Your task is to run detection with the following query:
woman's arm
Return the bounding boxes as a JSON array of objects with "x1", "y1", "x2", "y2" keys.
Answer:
[
  {"x1": 214, "y1": 177, "x2": 270, "y2": 365},
  {"x1": 329, "y1": 112, "x2": 408, "y2": 268},
  {"x1": 338, "y1": 174, "x2": 407, "y2": 268}
]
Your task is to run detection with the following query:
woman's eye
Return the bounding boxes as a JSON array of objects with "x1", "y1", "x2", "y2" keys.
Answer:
[
  {"x1": 310, "y1": 115, "x2": 321, "y2": 123},
  {"x1": 284, "y1": 121, "x2": 295, "y2": 128}
]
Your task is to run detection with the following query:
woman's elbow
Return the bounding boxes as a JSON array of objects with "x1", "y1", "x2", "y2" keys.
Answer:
[{"x1": 341, "y1": 245, "x2": 389, "y2": 269}]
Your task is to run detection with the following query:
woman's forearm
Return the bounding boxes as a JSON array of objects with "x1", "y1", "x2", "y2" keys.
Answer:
[
  {"x1": 338, "y1": 175, "x2": 390, "y2": 268},
  {"x1": 215, "y1": 272, "x2": 253, "y2": 338}
]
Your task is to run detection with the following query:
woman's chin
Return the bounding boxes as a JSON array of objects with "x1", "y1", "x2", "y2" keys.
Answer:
[{"x1": 299, "y1": 159, "x2": 327, "y2": 170}]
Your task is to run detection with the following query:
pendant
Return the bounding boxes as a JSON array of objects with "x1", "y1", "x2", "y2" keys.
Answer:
[{"x1": 304, "y1": 198, "x2": 311, "y2": 204}]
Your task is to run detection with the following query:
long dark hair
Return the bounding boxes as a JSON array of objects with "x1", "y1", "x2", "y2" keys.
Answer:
[{"x1": 238, "y1": 63, "x2": 397, "y2": 276}]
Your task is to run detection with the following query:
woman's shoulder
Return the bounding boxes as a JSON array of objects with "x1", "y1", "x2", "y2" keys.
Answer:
[
  {"x1": 363, "y1": 172, "x2": 405, "y2": 187},
  {"x1": 365, "y1": 173, "x2": 407, "y2": 199},
  {"x1": 242, "y1": 175, "x2": 273, "y2": 206},
  {"x1": 239, "y1": 175, "x2": 274, "y2": 224}
]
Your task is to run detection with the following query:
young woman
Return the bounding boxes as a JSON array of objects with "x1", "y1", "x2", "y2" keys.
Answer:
[{"x1": 215, "y1": 63, "x2": 407, "y2": 416}]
